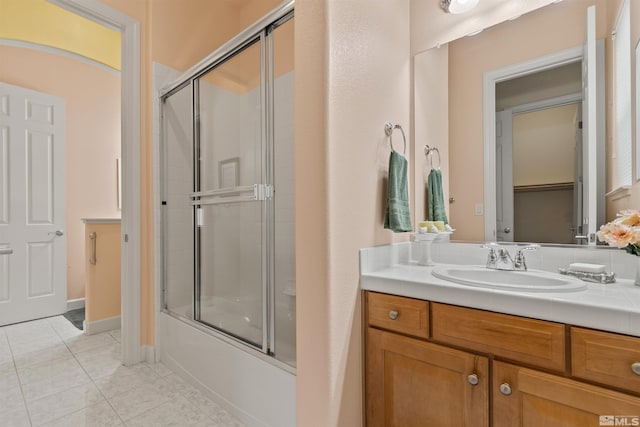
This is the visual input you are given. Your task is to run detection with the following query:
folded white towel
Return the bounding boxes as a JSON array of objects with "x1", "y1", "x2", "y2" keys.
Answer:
[{"x1": 569, "y1": 263, "x2": 606, "y2": 274}]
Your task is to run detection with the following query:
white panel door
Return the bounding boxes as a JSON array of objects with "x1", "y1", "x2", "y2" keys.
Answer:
[
  {"x1": 496, "y1": 109, "x2": 514, "y2": 242},
  {"x1": 0, "y1": 82, "x2": 66, "y2": 326}
]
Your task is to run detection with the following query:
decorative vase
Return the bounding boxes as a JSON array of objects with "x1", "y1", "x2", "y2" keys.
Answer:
[{"x1": 635, "y1": 256, "x2": 640, "y2": 286}]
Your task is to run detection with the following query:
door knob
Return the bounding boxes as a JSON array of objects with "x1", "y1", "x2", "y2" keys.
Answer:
[
  {"x1": 503, "y1": 227, "x2": 511, "y2": 234},
  {"x1": 49, "y1": 230, "x2": 64, "y2": 237}
]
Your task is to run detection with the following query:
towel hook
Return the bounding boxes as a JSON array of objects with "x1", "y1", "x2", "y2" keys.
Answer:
[
  {"x1": 385, "y1": 122, "x2": 407, "y2": 155},
  {"x1": 424, "y1": 145, "x2": 441, "y2": 169}
]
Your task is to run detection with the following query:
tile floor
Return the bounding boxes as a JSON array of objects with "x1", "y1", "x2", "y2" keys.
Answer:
[{"x1": 0, "y1": 315, "x2": 246, "y2": 426}]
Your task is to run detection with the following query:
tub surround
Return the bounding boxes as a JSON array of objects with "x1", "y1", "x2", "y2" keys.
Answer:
[{"x1": 360, "y1": 241, "x2": 640, "y2": 338}]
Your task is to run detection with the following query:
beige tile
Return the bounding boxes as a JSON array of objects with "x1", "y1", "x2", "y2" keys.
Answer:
[
  {"x1": 17, "y1": 355, "x2": 84, "y2": 385},
  {"x1": 65, "y1": 332, "x2": 116, "y2": 354},
  {"x1": 107, "y1": 377, "x2": 179, "y2": 421},
  {"x1": 0, "y1": 359, "x2": 15, "y2": 377},
  {"x1": 0, "y1": 383, "x2": 29, "y2": 416},
  {"x1": 177, "y1": 385, "x2": 243, "y2": 425},
  {"x1": 9, "y1": 333, "x2": 63, "y2": 357},
  {"x1": 4, "y1": 318, "x2": 54, "y2": 338},
  {"x1": 145, "y1": 361, "x2": 173, "y2": 377},
  {"x1": 13, "y1": 342, "x2": 73, "y2": 370},
  {"x1": 124, "y1": 396, "x2": 213, "y2": 427},
  {"x1": 19, "y1": 357, "x2": 92, "y2": 402},
  {"x1": 40, "y1": 401, "x2": 124, "y2": 427},
  {"x1": 74, "y1": 342, "x2": 123, "y2": 380},
  {"x1": 108, "y1": 329, "x2": 121, "y2": 343},
  {"x1": 0, "y1": 404, "x2": 32, "y2": 427},
  {"x1": 0, "y1": 368, "x2": 20, "y2": 393},
  {"x1": 49, "y1": 316, "x2": 84, "y2": 340},
  {"x1": 27, "y1": 382, "x2": 105, "y2": 426},
  {"x1": 93, "y1": 365, "x2": 161, "y2": 399}
]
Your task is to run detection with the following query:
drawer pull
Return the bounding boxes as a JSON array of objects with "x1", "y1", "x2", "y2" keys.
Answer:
[
  {"x1": 467, "y1": 374, "x2": 479, "y2": 385},
  {"x1": 631, "y1": 362, "x2": 640, "y2": 376},
  {"x1": 388, "y1": 310, "x2": 399, "y2": 320},
  {"x1": 499, "y1": 383, "x2": 512, "y2": 396}
]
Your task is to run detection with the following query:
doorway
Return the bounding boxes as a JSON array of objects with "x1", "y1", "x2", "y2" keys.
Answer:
[
  {"x1": 49, "y1": 0, "x2": 141, "y2": 366},
  {"x1": 496, "y1": 98, "x2": 582, "y2": 244}
]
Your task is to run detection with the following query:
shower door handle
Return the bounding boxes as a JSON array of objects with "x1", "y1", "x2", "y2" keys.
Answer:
[{"x1": 189, "y1": 184, "x2": 273, "y2": 206}]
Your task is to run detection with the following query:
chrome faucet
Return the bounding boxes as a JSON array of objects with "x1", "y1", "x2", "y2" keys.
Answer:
[{"x1": 482, "y1": 243, "x2": 539, "y2": 271}]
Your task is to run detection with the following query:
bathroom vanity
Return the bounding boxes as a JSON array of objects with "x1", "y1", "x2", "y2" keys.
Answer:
[{"x1": 361, "y1": 243, "x2": 640, "y2": 426}]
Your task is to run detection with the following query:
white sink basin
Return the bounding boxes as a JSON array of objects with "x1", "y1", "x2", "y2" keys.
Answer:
[{"x1": 431, "y1": 266, "x2": 587, "y2": 292}]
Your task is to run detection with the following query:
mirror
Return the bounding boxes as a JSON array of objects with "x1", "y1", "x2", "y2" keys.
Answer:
[{"x1": 414, "y1": 0, "x2": 630, "y2": 245}]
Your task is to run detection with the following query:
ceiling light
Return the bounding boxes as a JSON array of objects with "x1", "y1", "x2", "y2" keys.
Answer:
[{"x1": 441, "y1": 0, "x2": 480, "y2": 14}]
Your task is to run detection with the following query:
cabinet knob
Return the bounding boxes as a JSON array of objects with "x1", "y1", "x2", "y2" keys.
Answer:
[
  {"x1": 388, "y1": 310, "x2": 399, "y2": 320},
  {"x1": 499, "y1": 383, "x2": 512, "y2": 396},
  {"x1": 631, "y1": 362, "x2": 640, "y2": 376},
  {"x1": 467, "y1": 374, "x2": 479, "y2": 385}
]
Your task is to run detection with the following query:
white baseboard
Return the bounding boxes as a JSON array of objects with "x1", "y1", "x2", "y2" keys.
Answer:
[
  {"x1": 66, "y1": 298, "x2": 85, "y2": 311},
  {"x1": 84, "y1": 315, "x2": 120, "y2": 335},
  {"x1": 142, "y1": 345, "x2": 156, "y2": 363}
]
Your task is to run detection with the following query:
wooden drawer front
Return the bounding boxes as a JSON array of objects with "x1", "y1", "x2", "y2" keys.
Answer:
[
  {"x1": 572, "y1": 327, "x2": 640, "y2": 394},
  {"x1": 367, "y1": 292, "x2": 429, "y2": 339},
  {"x1": 432, "y1": 303, "x2": 566, "y2": 372},
  {"x1": 493, "y1": 360, "x2": 640, "y2": 427}
]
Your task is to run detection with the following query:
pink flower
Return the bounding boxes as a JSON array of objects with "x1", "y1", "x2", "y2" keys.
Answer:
[
  {"x1": 617, "y1": 210, "x2": 640, "y2": 227},
  {"x1": 597, "y1": 223, "x2": 640, "y2": 248}
]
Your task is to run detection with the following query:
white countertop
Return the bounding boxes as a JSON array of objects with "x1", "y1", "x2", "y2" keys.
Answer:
[
  {"x1": 81, "y1": 218, "x2": 121, "y2": 224},
  {"x1": 360, "y1": 243, "x2": 640, "y2": 338}
]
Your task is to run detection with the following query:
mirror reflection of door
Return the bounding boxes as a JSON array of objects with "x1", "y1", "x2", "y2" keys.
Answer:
[{"x1": 495, "y1": 62, "x2": 583, "y2": 245}]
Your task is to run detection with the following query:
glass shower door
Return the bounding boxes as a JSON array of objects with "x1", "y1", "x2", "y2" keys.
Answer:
[{"x1": 192, "y1": 38, "x2": 269, "y2": 350}]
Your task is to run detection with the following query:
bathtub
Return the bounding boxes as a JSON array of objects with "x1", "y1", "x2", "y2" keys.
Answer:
[{"x1": 179, "y1": 294, "x2": 296, "y2": 366}]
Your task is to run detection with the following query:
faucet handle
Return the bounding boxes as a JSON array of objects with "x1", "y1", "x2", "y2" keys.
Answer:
[
  {"x1": 514, "y1": 244, "x2": 539, "y2": 271},
  {"x1": 481, "y1": 243, "x2": 499, "y2": 268}
]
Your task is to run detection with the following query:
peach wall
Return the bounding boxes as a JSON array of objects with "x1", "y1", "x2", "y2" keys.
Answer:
[
  {"x1": 150, "y1": 0, "x2": 282, "y2": 74},
  {"x1": 85, "y1": 223, "x2": 121, "y2": 322},
  {"x1": 446, "y1": 0, "x2": 610, "y2": 241},
  {"x1": 296, "y1": 0, "x2": 411, "y2": 425},
  {"x1": 0, "y1": 45, "x2": 121, "y2": 302}
]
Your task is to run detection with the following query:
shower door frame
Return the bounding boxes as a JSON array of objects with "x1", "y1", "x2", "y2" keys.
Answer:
[
  {"x1": 191, "y1": 33, "x2": 270, "y2": 352},
  {"x1": 159, "y1": 1, "x2": 294, "y2": 366}
]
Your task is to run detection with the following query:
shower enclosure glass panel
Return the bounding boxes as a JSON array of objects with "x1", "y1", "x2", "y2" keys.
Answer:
[
  {"x1": 270, "y1": 18, "x2": 295, "y2": 366},
  {"x1": 160, "y1": 5, "x2": 295, "y2": 367},
  {"x1": 162, "y1": 83, "x2": 194, "y2": 319},
  {"x1": 195, "y1": 39, "x2": 267, "y2": 349}
]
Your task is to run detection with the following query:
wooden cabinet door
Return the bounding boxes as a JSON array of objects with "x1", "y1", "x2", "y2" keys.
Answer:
[
  {"x1": 366, "y1": 327, "x2": 489, "y2": 427},
  {"x1": 494, "y1": 361, "x2": 640, "y2": 427}
]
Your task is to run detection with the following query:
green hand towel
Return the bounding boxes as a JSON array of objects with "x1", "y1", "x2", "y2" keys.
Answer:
[
  {"x1": 428, "y1": 168, "x2": 448, "y2": 224},
  {"x1": 384, "y1": 151, "x2": 412, "y2": 232}
]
